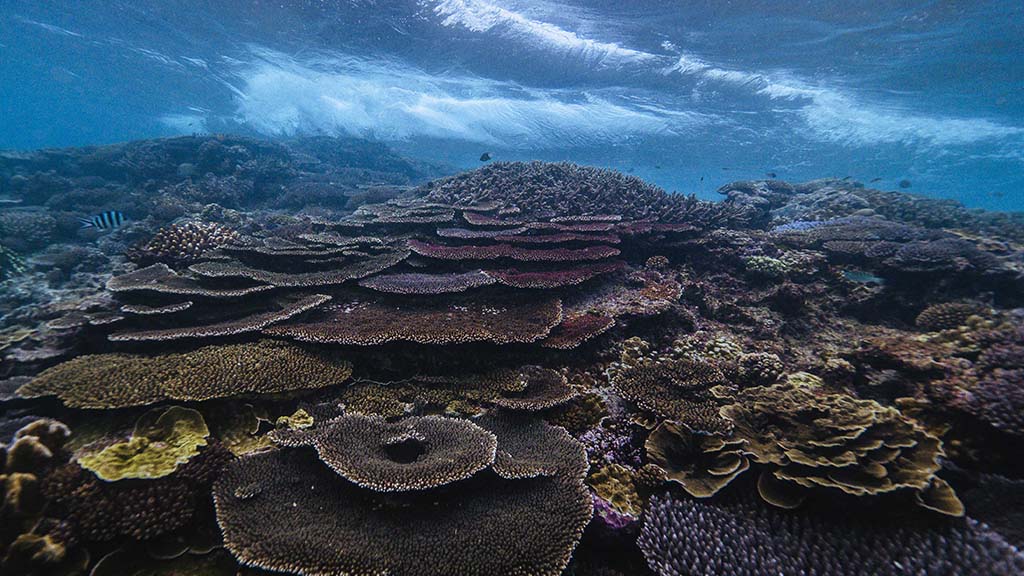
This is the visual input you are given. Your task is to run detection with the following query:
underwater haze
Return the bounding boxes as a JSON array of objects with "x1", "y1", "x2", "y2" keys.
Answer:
[{"x1": 2, "y1": 0, "x2": 1023, "y2": 209}]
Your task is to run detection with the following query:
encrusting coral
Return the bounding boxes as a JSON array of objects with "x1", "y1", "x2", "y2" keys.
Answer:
[{"x1": 77, "y1": 407, "x2": 210, "y2": 481}]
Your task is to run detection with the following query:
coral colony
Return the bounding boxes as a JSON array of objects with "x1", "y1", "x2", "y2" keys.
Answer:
[{"x1": 1, "y1": 136, "x2": 1023, "y2": 575}]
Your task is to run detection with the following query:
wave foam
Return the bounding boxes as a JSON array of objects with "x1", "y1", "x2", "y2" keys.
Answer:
[{"x1": 231, "y1": 49, "x2": 703, "y2": 146}]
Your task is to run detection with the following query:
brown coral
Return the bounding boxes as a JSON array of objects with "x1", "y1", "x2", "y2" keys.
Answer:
[
  {"x1": 271, "y1": 414, "x2": 498, "y2": 492},
  {"x1": 265, "y1": 295, "x2": 562, "y2": 345},
  {"x1": 19, "y1": 340, "x2": 353, "y2": 409},
  {"x1": 128, "y1": 221, "x2": 238, "y2": 266},
  {"x1": 645, "y1": 421, "x2": 749, "y2": 498},
  {"x1": 719, "y1": 381, "x2": 962, "y2": 515},
  {"x1": 611, "y1": 358, "x2": 730, "y2": 433}
]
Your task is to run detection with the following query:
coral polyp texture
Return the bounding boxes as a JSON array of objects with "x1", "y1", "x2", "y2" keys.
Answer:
[
  {"x1": 18, "y1": 340, "x2": 353, "y2": 408},
  {"x1": 270, "y1": 414, "x2": 498, "y2": 491},
  {"x1": 4, "y1": 139, "x2": 1024, "y2": 575},
  {"x1": 213, "y1": 413, "x2": 591, "y2": 576},
  {"x1": 639, "y1": 490, "x2": 1024, "y2": 576}
]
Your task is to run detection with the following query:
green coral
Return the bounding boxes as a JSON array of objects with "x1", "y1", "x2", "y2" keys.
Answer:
[
  {"x1": 276, "y1": 408, "x2": 314, "y2": 430},
  {"x1": 743, "y1": 255, "x2": 789, "y2": 279},
  {"x1": 587, "y1": 463, "x2": 642, "y2": 517},
  {"x1": 78, "y1": 407, "x2": 209, "y2": 481}
]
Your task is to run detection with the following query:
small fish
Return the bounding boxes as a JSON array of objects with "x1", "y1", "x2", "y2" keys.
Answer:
[
  {"x1": 870, "y1": 177, "x2": 882, "y2": 183},
  {"x1": 841, "y1": 269, "x2": 885, "y2": 286},
  {"x1": 700, "y1": 176, "x2": 704, "y2": 182},
  {"x1": 766, "y1": 172, "x2": 777, "y2": 178},
  {"x1": 841, "y1": 176, "x2": 852, "y2": 181},
  {"x1": 991, "y1": 191, "x2": 1006, "y2": 198},
  {"x1": 899, "y1": 179, "x2": 912, "y2": 189},
  {"x1": 79, "y1": 211, "x2": 126, "y2": 231},
  {"x1": 479, "y1": 152, "x2": 492, "y2": 162}
]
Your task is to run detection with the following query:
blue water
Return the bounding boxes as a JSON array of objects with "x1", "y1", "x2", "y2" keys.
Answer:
[{"x1": 1, "y1": 1, "x2": 1021, "y2": 210}]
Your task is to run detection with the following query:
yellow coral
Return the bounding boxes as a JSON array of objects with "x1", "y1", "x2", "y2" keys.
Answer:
[{"x1": 78, "y1": 407, "x2": 209, "y2": 481}]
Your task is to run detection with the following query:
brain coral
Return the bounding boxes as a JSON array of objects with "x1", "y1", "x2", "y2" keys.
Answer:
[
  {"x1": 18, "y1": 340, "x2": 353, "y2": 409},
  {"x1": 271, "y1": 414, "x2": 498, "y2": 492},
  {"x1": 639, "y1": 490, "x2": 1024, "y2": 576}
]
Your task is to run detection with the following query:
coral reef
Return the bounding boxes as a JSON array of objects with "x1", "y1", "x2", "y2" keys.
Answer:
[
  {"x1": 77, "y1": 407, "x2": 210, "y2": 481},
  {"x1": 4, "y1": 138, "x2": 1024, "y2": 575},
  {"x1": 640, "y1": 490, "x2": 1024, "y2": 576},
  {"x1": 18, "y1": 340, "x2": 353, "y2": 408},
  {"x1": 127, "y1": 221, "x2": 238, "y2": 267},
  {"x1": 213, "y1": 413, "x2": 591, "y2": 576}
]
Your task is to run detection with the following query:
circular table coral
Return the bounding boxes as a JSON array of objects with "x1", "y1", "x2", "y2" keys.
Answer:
[{"x1": 271, "y1": 414, "x2": 498, "y2": 492}]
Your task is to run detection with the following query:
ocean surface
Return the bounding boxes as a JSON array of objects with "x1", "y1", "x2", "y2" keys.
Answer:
[{"x1": 2, "y1": 0, "x2": 1022, "y2": 209}]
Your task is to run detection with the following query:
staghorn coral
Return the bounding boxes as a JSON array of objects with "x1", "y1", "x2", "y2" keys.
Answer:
[
  {"x1": 271, "y1": 414, "x2": 498, "y2": 492},
  {"x1": 639, "y1": 490, "x2": 1024, "y2": 576},
  {"x1": 719, "y1": 380, "x2": 962, "y2": 515},
  {"x1": 964, "y1": 371, "x2": 1024, "y2": 437},
  {"x1": 19, "y1": 340, "x2": 353, "y2": 409},
  {"x1": 265, "y1": 295, "x2": 562, "y2": 345},
  {"x1": 0, "y1": 243, "x2": 27, "y2": 279},
  {"x1": 77, "y1": 407, "x2": 210, "y2": 481},
  {"x1": 128, "y1": 221, "x2": 238, "y2": 267},
  {"x1": 645, "y1": 421, "x2": 749, "y2": 498}
]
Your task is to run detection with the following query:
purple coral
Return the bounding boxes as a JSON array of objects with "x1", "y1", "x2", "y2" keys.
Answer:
[
  {"x1": 591, "y1": 493, "x2": 637, "y2": 532},
  {"x1": 579, "y1": 419, "x2": 643, "y2": 468},
  {"x1": 640, "y1": 490, "x2": 1024, "y2": 576}
]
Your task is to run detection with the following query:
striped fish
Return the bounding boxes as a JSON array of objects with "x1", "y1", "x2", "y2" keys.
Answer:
[{"x1": 79, "y1": 211, "x2": 126, "y2": 230}]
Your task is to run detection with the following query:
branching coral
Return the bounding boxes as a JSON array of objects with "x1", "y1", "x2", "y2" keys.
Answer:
[
  {"x1": 128, "y1": 221, "x2": 238, "y2": 267},
  {"x1": 640, "y1": 490, "x2": 1024, "y2": 576}
]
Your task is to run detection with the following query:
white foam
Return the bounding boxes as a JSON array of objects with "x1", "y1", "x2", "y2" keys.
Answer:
[
  {"x1": 158, "y1": 113, "x2": 208, "y2": 134},
  {"x1": 423, "y1": 0, "x2": 657, "y2": 68},
  {"x1": 231, "y1": 48, "x2": 703, "y2": 146}
]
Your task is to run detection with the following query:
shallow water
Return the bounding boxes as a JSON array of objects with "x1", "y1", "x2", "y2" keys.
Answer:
[{"x1": 1, "y1": 4, "x2": 1023, "y2": 576}]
